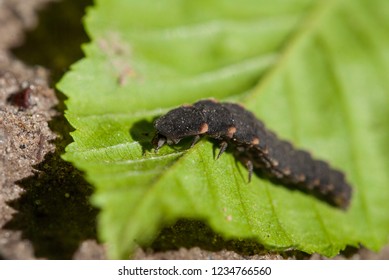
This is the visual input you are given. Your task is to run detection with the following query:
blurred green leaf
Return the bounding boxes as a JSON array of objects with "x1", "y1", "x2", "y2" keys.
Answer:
[{"x1": 58, "y1": 0, "x2": 389, "y2": 259}]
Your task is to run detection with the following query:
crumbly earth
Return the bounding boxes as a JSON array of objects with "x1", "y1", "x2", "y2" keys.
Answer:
[
  {"x1": 0, "y1": 0, "x2": 388, "y2": 260},
  {"x1": 0, "y1": 0, "x2": 103, "y2": 260}
]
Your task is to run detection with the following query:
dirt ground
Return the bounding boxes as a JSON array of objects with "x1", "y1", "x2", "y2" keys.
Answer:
[{"x1": 1, "y1": 0, "x2": 388, "y2": 260}]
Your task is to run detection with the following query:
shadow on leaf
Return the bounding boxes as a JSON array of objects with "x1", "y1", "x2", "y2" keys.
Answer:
[{"x1": 129, "y1": 119, "x2": 155, "y2": 154}]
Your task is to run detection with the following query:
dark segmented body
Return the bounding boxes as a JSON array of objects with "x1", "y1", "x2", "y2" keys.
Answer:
[{"x1": 152, "y1": 99, "x2": 352, "y2": 209}]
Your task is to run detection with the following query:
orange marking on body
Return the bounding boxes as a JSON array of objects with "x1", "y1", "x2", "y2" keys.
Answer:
[
  {"x1": 227, "y1": 126, "x2": 236, "y2": 138},
  {"x1": 251, "y1": 137, "x2": 260, "y2": 145},
  {"x1": 199, "y1": 123, "x2": 209, "y2": 134}
]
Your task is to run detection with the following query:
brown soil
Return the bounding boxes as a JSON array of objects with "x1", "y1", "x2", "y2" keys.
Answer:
[{"x1": 0, "y1": 0, "x2": 388, "y2": 260}]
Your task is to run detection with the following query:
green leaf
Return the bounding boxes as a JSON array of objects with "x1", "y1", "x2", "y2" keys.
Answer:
[{"x1": 58, "y1": 0, "x2": 389, "y2": 259}]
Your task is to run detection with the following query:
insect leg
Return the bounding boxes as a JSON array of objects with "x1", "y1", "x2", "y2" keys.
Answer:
[
  {"x1": 246, "y1": 160, "x2": 253, "y2": 182},
  {"x1": 217, "y1": 141, "x2": 228, "y2": 159},
  {"x1": 190, "y1": 135, "x2": 201, "y2": 148},
  {"x1": 153, "y1": 135, "x2": 166, "y2": 152}
]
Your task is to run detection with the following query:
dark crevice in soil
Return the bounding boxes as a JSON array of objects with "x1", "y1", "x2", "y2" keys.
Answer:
[
  {"x1": 4, "y1": 153, "x2": 98, "y2": 259},
  {"x1": 11, "y1": 0, "x2": 93, "y2": 84},
  {"x1": 147, "y1": 219, "x2": 310, "y2": 259},
  {"x1": 155, "y1": 220, "x2": 263, "y2": 254}
]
